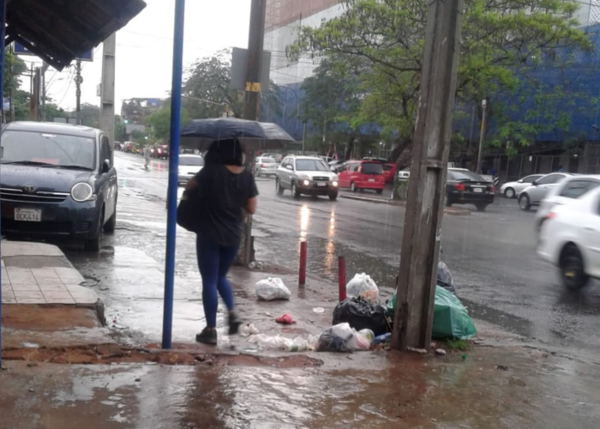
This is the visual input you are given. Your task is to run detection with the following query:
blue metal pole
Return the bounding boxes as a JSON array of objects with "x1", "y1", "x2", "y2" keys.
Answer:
[
  {"x1": 0, "y1": 0, "x2": 6, "y2": 367},
  {"x1": 162, "y1": 0, "x2": 185, "y2": 349}
]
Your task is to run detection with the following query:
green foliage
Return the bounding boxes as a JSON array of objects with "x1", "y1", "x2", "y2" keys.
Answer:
[
  {"x1": 182, "y1": 49, "x2": 281, "y2": 120},
  {"x1": 289, "y1": 0, "x2": 591, "y2": 152},
  {"x1": 146, "y1": 106, "x2": 190, "y2": 142}
]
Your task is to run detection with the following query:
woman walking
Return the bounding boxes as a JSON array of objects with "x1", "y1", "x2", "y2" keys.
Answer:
[{"x1": 185, "y1": 139, "x2": 258, "y2": 345}]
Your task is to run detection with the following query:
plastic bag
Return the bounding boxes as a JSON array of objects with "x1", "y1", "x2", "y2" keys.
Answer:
[
  {"x1": 255, "y1": 277, "x2": 291, "y2": 301},
  {"x1": 332, "y1": 297, "x2": 390, "y2": 336},
  {"x1": 437, "y1": 261, "x2": 456, "y2": 294},
  {"x1": 346, "y1": 273, "x2": 379, "y2": 303},
  {"x1": 316, "y1": 323, "x2": 372, "y2": 352},
  {"x1": 386, "y1": 286, "x2": 476, "y2": 340},
  {"x1": 248, "y1": 334, "x2": 317, "y2": 352}
]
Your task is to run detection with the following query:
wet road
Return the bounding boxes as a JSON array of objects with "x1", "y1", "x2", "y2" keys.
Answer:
[{"x1": 66, "y1": 152, "x2": 600, "y2": 361}]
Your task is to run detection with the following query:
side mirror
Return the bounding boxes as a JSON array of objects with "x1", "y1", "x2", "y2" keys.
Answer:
[
  {"x1": 532, "y1": 180, "x2": 539, "y2": 186},
  {"x1": 286, "y1": 164, "x2": 293, "y2": 171},
  {"x1": 102, "y1": 159, "x2": 111, "y2": 174},
  {"x1": 517, "y1": 179, "x2": 523, "y2": 183}
]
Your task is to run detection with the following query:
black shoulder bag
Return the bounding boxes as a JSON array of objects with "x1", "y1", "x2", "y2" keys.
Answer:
[{"x1": 177, "y1": 187, "x2": 202, "y2": 233}]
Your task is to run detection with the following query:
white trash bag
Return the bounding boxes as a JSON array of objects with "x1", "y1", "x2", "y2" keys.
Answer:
[
  {"x1": 346, "y1": 273, "x2": 379, "y2": 304},
  {"x1": 317, "y1": 323, "x2": 372, "y2": 352},
  {"x1": 248, "y1": 334, "x2": 318, "y2": 352},
  {"x1": 255, "y1": 277, "x2": 292, "y2": 301}
]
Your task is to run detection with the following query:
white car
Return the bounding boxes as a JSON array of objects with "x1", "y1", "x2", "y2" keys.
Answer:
[
  {"x1": 538, "y1": 186, "x2": 600, "y2": 290},
  {"x1": 518, "y1": 172, "x2": 576, "y2": 211},
  {"x1": 255, "y1": 156, "x2": 279, "y2": 177},
  {"x1": 534, "y1": 175, "x2": 600, "y2": 231},
  {"x1": 500, "y1": 174, "x2": 544, "y2": 199},
  {"x1": 178, "y1": 154, "x2": 204, "y2": 185},
  {"x1": 276, "y1": 155, "x2": 339, "y2": 200}
]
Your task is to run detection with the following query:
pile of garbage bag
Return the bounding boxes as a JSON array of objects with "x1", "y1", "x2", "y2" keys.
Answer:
[
  {"x1": 332, "y1": 297, "x2": 390, "y2": 336},
  {"x1": 437, "y1": 261, "x2": 456, "y2": 295},
  {"x1": 386, "y1": 286, "x2": 476, "y2": 340},
  {"x1": 316, "y1": 323, "x2": 374, "y2": 352}
]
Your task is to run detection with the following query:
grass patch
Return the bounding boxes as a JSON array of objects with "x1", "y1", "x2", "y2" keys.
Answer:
[{"x1": 444, "y1": 339, "x2": 471, "y2": 351}]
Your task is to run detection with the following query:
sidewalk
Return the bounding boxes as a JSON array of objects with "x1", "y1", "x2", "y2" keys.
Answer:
[{"x1": 1, "y1": 244, "x2": 599, "y2": 428}]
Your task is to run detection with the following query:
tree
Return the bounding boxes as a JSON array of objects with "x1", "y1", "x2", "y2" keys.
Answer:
[
  {"x1": 289, "y1": 0, "x2": 590, "y2": 159},
  {"x1": 182, "y1": 49, "x2": 281, "y2": 120},
  {"x1": 146, "y1": 105, "x2": 190, "y2": 141}
]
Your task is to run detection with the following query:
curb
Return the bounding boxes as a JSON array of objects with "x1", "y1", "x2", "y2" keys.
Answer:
[{"x1": 340, "y1": 194, "x2": 471, "y2": 216}]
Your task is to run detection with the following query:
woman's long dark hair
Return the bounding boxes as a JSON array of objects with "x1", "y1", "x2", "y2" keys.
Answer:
[{"x1": 205, "y1": 139, "x2": 244, "y2": 166}]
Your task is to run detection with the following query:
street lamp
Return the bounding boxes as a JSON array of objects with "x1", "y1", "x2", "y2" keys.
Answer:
[
  {"x1": 476, "y1": 99, "x2": 487, "y2": 173},
  {"x1": 379, "y1": 141, "x2": 384, "y2": 158}
]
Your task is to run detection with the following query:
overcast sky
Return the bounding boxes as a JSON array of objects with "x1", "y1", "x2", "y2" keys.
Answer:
[{"x1": 23, "y1": 0, "x2": 251, "y2": 115}]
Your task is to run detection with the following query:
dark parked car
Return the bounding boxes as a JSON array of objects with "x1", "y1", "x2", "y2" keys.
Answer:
[
  {"x1": 446, "y1": 168, "x2": 494, "y2": 211},
  {"x1": 0, "y1": 122, "x2": 118, "y2": 251}
]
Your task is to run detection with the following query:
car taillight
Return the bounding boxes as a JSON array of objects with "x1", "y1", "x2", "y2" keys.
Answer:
[
  {"x1": 261, "y1": 164, "x2": 265, "y2": 167},
  {"x1": 454, "y1": 183, "x2": 465, "y2": 191},
  {"x1": 544, "y1": 211, "x2": 557, "y2": 221},
  {"x1": 358, "y1": 166, "x2": 362, "y2": 173},
  {"x1": 488, "y1": 185, "x2": 495, "y2": 193}
]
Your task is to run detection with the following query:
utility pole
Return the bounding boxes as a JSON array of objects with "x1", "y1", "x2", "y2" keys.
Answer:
[
  {"x1": 239, "y1": 0, "x2": 267, "y2": 266},
  {"x1": 391, "y1": 0, "x2": 464, "y2": 351},
  {"x1": 30, "y1": 67, "x2": 40, "y2": 121},
  {"x1": 302, "y1": 122, "x2": 307, "y2": 155},
  {"x1": 41, "y1": 62, "x2": 49, "y2": 121},
  {"x1": 99, "y1": 33, "x2": 116, "y2": 142},
  {"x1": 75, "y1": 59, "x2": 82, "y2": 125},
  {"x1": 476, "y1": 99, "x2": 487, "y2": 173}
]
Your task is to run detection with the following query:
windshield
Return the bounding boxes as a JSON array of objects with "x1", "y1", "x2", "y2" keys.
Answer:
[
  {"x1": 260, "y1": 157, "x2": 276, "y2": 163},
  {"x1": 362, "y1": 163, "x2": 383, "y2": 174},
  {"x1": 295, "y1": 159, "x2": 330, "y2": 172},
  {"x1": 448, "y1": 170, "x2": 485, "y2": 182},
  {"x1": 1, "y1": 130, "x2": 95, "y2": 169},
  {"x1": 180, "y1": 156, "x2": 204, "y2": 166}
]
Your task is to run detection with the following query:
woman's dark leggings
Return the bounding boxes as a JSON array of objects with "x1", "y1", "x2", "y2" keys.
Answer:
[{"x1": 196, "y1": 236, "x2": 238, "y2": 328}]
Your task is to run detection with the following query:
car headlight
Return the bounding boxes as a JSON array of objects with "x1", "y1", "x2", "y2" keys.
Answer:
[
  {"x1": 303, "y1": 179, "x2": 310, "y2": 186},
  {"x1": 332, "y1": 181, "x2": 339, "y2": 187},
  {"x1": 71, "y1": 183, "x2": 94, "y2": 202}
]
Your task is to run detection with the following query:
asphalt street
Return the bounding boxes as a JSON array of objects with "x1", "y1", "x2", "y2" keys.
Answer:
[{"x1": 65, "y1": 152, "x2": 600, "y2": 361}]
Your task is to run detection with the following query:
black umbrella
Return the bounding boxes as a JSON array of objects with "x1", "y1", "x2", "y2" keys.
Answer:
[{"x1": 180, "y1": 117, "x2": 296, "y2": 151}]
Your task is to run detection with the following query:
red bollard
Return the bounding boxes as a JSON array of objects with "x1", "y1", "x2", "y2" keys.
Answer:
[
  {"x1": 338, "y1": 256, "x2": 346, "y2": 301},
  {"x1": 299, "y1": 241, "x2": 307, "y2": 285}
]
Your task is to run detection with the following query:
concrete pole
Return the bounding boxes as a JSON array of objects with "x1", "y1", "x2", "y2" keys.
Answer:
[
  {"x1": 239, "y1": 0, "x2": 267, "y2": 266},
  {"x1": 476, "y1": 99, "x2": 487, "y2": 173},
  {"x1": 75, "y1": 60, "x2": 82, "y2": 125},
  {"x1": 99, "y1": 33, "x2": 116, "y2": 142},
  {"x1": 391, "y1": 0, "x2": 464, "y2": 351}
]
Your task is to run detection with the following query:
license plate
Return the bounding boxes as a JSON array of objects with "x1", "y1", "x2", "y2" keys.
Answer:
[
  {"x1": 317, "y1": 182, "x2": 327, "y2": 187},
  {"x1": 473, "y1": 188, "x2": 483, "y2": 193},
  {"x1": 15, "y1": 208, "x2": 42, "y2": 222},
  {"x1": 368, "y1": 178, "x2": 375, "y2": 182}
]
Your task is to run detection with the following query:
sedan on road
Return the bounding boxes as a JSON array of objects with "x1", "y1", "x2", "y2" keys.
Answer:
[
  {"x1": 0, "y1": 122, "x2": 118, "y2": 252},
  {"x1": 538, "y1": 186, "x2": 600, "y2": 290},
  {"x1": 276, "y1": 156, "x2": 339, "y2": 200},
  {"x1": 254, "y1": 156, "x2": 279, "y2": 177},
  {"x1": 178, "y1": 155, "x2": 204, "y2": 185},
  {"x1": 518, "y1": 173, "x2": 575, "y2": 211},
  {"x1": 534, "y1": 175, "x2": 600, "y2": 232},
  {"x1": 500, "y1": 174, "x2": 544, "y2": 199},
  {"x1": 446, "y1": 169, "x2": 494, "y2": 211}
]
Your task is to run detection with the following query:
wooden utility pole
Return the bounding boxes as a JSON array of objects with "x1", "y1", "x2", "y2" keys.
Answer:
[
  {"x1": 238, "y1": 0, "x2": 267, "y2": 266},
  {"x1": 392, "y1": 0, "x2": 464, "y2": 351},
  {"x1": 29, "y1": 67, "x2": 40, "y2": 121}
]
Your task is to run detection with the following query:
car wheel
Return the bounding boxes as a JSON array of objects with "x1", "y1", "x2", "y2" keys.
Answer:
[
  {"x1": 276, "y1": 179, "x2": 284, "y2": 195},
  {"x1": 560, "y1": 244, "x2": 589, "y2": 290},
  {"x1": 376, "y1": 189, "x2": 383, "y2": 195},
  {"x1": 351, "y1": 182, "x2": 357, "y2": 193},
  {"x1": 85, "y1": 211, "x2": 104, "y2": 252},
  {"x1": 475, "y1": 203, "x2": 488, "y2": 212},
  {"x1": 104, "y1": 208, "x2": 117, "y2": 234},
  {"x1": 504, "y1": 187, "x2": 516, "y2": 199},
  {"x1": 329, "y1": 192, "x2": 338, "y2": 201},
  {"x1": 292, "y1": 182, "x2": 301, "y2": 199},
  {"x1": 519, "y1": 194, "x2": 531, "y2": 211}
]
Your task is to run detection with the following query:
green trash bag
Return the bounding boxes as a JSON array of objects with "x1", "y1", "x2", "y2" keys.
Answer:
[{"x1": 386, "y1": 286, "x2": 476, "y2": 340}]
